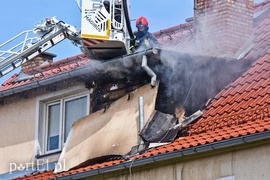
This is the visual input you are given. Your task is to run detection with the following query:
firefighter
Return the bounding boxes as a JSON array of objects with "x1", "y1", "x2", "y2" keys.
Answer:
[{"x1": 130, "y1": 16, "x2": 159, "y2": 53}]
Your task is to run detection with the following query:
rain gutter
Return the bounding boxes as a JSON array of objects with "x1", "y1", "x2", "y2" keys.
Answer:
[
  {"x1": 52, "y1": 130, "x2": 270, "y2": 180},
  {"x1": 0, "y1": 49, "x2": 158, "y2": 98}
]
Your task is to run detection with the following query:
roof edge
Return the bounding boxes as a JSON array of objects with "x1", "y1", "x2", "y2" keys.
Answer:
[
  {"x1": 52, "y1": 130, "x2": 270, "y2": 180},
  {"x1": 0, "y1": 49, "x2": 158, "y2": 98}
]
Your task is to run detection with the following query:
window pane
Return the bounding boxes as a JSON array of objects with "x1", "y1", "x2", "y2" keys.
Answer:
[
  {"x1": 64, "y1": 96, "x2": 87, "y2": 141},
  {"x1": 47, "y1": 103, "x2": 60, "y2": 151}
]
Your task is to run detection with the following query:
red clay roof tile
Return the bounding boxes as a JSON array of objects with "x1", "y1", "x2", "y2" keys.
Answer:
[
  {"x1": 255, "y1": 0, "x2": 270, "y2": 11},
  {"x1": 0, "y1": 54, "x2": 89, "y2": 92}
]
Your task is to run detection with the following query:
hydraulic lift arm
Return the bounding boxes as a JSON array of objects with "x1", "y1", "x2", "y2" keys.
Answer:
[
  {"x1": 0, "y1": 17, "x2": 80, "y2": 78},
  {"x1": 0, "y1": 0, "x2": 134, "y2": 78}
]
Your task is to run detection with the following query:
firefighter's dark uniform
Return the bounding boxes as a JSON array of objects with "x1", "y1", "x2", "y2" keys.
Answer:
[{"x1": 130, "y1": 31, "x2": 159, "y2": 53}]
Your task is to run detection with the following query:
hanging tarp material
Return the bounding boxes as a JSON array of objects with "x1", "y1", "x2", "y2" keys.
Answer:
[{"x1": 55, "y1": 83, "x2": 158, "y2": 173}]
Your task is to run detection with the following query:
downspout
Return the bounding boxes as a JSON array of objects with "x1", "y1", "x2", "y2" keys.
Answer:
[
  {"x1": 138, "y1": 96, "x2": 144, "y2": 144},
  {"x1": 141, "y1": 55, "x2": 156, "y2": 87}
]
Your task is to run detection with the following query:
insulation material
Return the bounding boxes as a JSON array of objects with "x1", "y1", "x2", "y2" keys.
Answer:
[{"x1": 55, "y1": 83, "x2": 158, "y2": 173}]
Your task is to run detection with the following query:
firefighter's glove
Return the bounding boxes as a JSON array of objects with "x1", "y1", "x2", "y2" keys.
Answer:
[
  {"x1": 130, "y1": 45, "x2": 135, "y2": 53},
  {"x1": 135, "y1": 40, "x2": 139, "y2": 47},
  {"x1": 144, "y1": 39, "x2": 150, "y2": 48}
]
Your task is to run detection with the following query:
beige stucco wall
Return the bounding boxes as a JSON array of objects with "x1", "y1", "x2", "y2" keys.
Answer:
[
  {"x1": 87, "y1": 142, "x2": 270, "y2": 180},
  {"x1": 0, "y1": 96, "x2": 36, "y2": 174},
  {"x1": 233, "y1": 144, "x2": 270, "y2": 180},
  {"x1": 0, "y1": 81, "x2": 88, "y2": 175}
]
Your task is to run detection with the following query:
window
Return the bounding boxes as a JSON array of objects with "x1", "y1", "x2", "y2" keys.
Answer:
[
  {"x1": 47, "y1": 102, "x2": 60, "y2": 151},
  {"x1": 36, "y1": 87, "x2": 90, "y2": 155},
  {"x1": 45, "y1": 95, "x2": 88, "y2": 152}
]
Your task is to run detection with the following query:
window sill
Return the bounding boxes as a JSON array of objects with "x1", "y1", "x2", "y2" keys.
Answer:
[{"x1": 35, "y1": 150, "x2": 62, "y2": 159}]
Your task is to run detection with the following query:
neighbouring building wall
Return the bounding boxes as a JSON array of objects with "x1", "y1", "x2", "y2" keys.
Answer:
[
  {"x1": 92, "y1": 143, "x2": 270, "y2": 180},
  {"x1": 0, "y1": 97, "x2": 36, "y2": 174}
]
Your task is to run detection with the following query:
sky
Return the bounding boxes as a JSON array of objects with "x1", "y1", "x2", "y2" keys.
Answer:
[{"x1": 0, "y1": 0, "x2": 264, "y2": 84}]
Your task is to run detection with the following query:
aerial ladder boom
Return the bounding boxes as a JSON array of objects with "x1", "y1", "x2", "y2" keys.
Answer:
[
  {"x1": 0, "y1": 0, "x2": 134, "y2": 78},
  {"x1": 0, "y1": 17, "x2": 80, "y2": 78}
]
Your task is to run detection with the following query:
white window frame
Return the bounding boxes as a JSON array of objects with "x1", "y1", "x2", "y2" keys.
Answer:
[
  {"x1": 45, "y1": 100, "x2": 62, "y2": 153},
  {"x1": 44, "y1": 94, "x2": 89, "y2": 153},
  {"x1": 35, "y1": 86, "x2": 90, "y2": 156}
]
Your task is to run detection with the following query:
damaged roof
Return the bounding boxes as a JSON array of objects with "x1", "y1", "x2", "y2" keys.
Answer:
[
  {"x1": 9, "y1": 1, "x2": 270, "y2": 179},
  {"x1": 0, "y1": 50, "x2": 160, "y2": 98}
]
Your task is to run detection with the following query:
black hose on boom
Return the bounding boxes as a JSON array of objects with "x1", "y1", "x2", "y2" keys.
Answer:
[{"x1": 122, "y1": 0, "x2": 134, "y2": 40}]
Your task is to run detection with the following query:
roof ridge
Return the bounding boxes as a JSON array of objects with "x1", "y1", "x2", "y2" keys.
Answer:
[
  {"x1": 254, "y1": 0, "x2": 270, "y2": 10},
  {"x1": 255, "y1": 0, "x2": 270, "y2": 6}
]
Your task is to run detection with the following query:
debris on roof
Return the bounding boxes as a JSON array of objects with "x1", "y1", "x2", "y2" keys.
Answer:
[{"x1": 139, "y1": 110, "x2": 179, "y2": 143}]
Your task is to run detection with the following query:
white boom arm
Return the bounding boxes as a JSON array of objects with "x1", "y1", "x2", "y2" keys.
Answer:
[
  {"x1": 0, "y1": 17, "x2": 80, "y2": 78},
  {"x1": 0, "y1": 0, "x2": 134, "y2": 78}
]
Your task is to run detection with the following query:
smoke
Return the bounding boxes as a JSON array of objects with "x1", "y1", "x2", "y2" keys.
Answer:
[
  {"x1": 85, "y1": 58, "x2": 133, "y2": 80},
  {"x1": 154, "y1": 49, "x2": 253, "y2": 116},
  {"x1": 151, "y1": 0, "x2": 256, "y2": 115},
  {"x1": 84, "y1": 52, "x2": 155, "y2": 85}
]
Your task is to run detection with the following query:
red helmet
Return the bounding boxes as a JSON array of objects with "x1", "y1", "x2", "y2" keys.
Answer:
[{"x1": 136, "y1": 16, "x2": 148, "y2": 26}]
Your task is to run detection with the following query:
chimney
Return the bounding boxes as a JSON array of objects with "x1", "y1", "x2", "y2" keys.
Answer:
[
  {"x1": 194, "y1": 0, "x2": 254, "y2": 58},
  {"x1": 21, "y1": 52, "x2": 56, "y2": 74}
]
